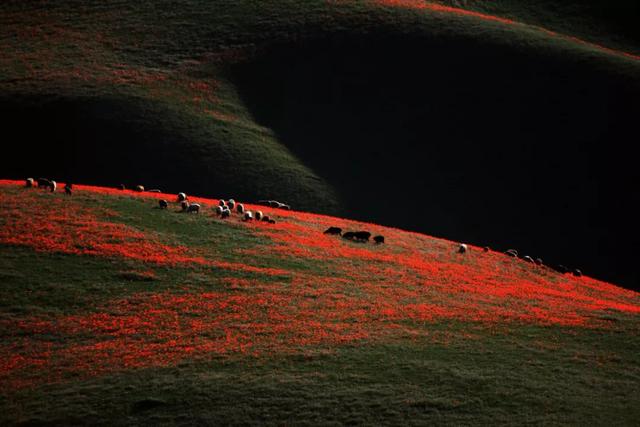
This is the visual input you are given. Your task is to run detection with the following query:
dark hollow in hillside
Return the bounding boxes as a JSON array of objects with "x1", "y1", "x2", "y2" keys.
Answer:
[
  {"x1": 230, "y1": 33, "x2": 640, "y2": 289},
  {"x1": 1, "y1": 95, "x2": 223, "y2": 196}
]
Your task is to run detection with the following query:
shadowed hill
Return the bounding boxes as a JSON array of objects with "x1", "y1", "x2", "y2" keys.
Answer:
[{"x1": 229, "y1": 32, "x2": 640, "y2": 288}]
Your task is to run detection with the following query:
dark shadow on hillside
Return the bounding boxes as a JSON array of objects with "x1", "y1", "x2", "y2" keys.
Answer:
[
  {"x1": 1, "y1": 95, "x2": 219, "y2": 195},
  {"x1": 229, "y1": 33, "x2": 640, "y2": 289}
]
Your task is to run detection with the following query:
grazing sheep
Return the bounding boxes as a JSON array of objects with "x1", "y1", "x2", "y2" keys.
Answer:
[
  {"x1": 522, "y1": 255, "x2": 535, "y2": 263},
  {"x1": 255, "y1": 211, "x2": 263, "y2": 221},
  {"x1": 237, "y1": 203, "x2": 245, "y2": 214},
  {"x1": 37, "y1": 178, "x2": 51, "y2": 188},
  {"x1": 268, "y1": 219, "x2": 276, "y2": 224},
  {"x1": 50, "y1": 180, "x2": 57, "y2": 192},
  {"x1": 119, "y1": 184, "x2": 126, "y2": 190},
  {"x1": 187, "y1": 203, "x2": 200, "y2": 214},
  {"x1": 262, "y1": 215, "x2": 271, "y2": 222},
  {"x1": 219, "y1": 200, "x2": 226, "y2": 207},
  {"x1": 324, "y1": 227, "x2": 342, "y2": 235},
  {"x1": 159, "y1": 199, "x2": 168, "y2": 209},
  {"x1": 458, "y1": 243, "x2": 468, "y2": 254},
  {"x1": 25, "y1": 178, "x2": 35, "y2": 188},
  {"x1": 148, "y1": 189, "x2": 162, "y2": 193},
  {"x1": 135, "y1": 185, "x2": 145, "y2": 192},
  {"x1": 181, "y1": 201, "x2": 190, "y2": 211},
  {"x1": 483, "y1": 246, "x2": 490, "y2": 252},
  {"x1": 555, "y1": 265, "x2": 569, "y2": 274},
  {"x1": 573, "y1": 268, "x2": 583, "y2": 277},
  {"x1": 177, "y1": 192, "x2": 187, "y2": 202},
  {"x1": 227, "y1": 199, "x2": 236, "y2": 210},
  {"x1": 374, "y1": 235, "x2": 385, "y2": 244},
  {"x1": 243, "y1": 211, "x2": 253, "y2": 221},
  {"x1": 505, "y1": 249, "x2": 518, "y2": 257},
  {"x1": 221, "y1": 209, "x2": 231, "y2": 219},
  {"x1": 215, "y1": 205, "x2": 224, "y2": 215},
  {"x1": 342, "y1": 231, "x2": 356, "y2": 240},
  {"x1": 535, "y1": 258, "x2": 544, "y2": 266}
]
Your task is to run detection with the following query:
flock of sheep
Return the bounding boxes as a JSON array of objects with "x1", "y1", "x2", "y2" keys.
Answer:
[
  {"x1": 457, "y1": 243, "x2": 583, "y2": 277},
  {"x1": 23, "y1": 178, "x2": 584, "y2": 277},
  {"x1": 323, "y1": 227, "x2": 385, "y2": 244},
  {"x1": 25, "y1": 177, "x2": 72, "y2": 195},
  {"x1": 157, "y1": 191, "x2": 278, "y2": 223}
]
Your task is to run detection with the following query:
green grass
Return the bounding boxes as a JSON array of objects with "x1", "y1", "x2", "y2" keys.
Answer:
[
  {"x1": 4, "y1": 324, "x2": 639, "y2": 425},
  {"x1": 2, "y1": 2, "x2": 640, "y2": 421},
  {"x1": 1, "y1": 184, "x2": 639, "y2": 425}
]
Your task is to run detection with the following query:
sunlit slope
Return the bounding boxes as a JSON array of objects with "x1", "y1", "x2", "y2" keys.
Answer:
[
  {"x1": 1, "y1": 181, "x2": 639, "y2": 424},
  {"x1": 2, "y1": 1, "x2": 639, "y2": 287},
  {"x1": 434, "y1": 0, "x2": 640, "y2": 54}
]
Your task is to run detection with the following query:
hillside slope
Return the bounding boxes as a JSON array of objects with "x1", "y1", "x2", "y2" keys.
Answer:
[
  {"x1": 1, "y1": 181, "x2": 639, "y2": 424},
  {"x1": 2, "y1": 0, "x2": 639, "y2": 288}
]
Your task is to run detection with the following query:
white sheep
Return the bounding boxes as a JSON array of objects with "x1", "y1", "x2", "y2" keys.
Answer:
[
  {"x1": 458, "y1": 243, "x2": 468, "y2": 254},
  {"x1": 255, "y1": 210, "x2": 263, "y2": 221},
  {"x1": 181, "y1": 201, "x2": 190, "y2": 211},
  {"x1": 25, "y1": 178, "x2": 34, "y2": 188},
  {"x1": 236, "y1": 203, "x2": 245, "y2": 214},
  {"x1": 159, "y1": 199, "x2": 168, "y2": 209},
  {"x1": 219, "y1": 200, "x2": 226, "y2": 207},
  {"x1": 215, "y1": 205, "x2": 224, "y2": 215},
  {"x1": 50, "y1": 180, "x2": 57, "y2": 193},
  {"x1": 187, "y1": 203, "x2": 200, "y2": 214},
  {"x1": 135, "y1": 185, "x2": 145, "y2": 192},
  {"x1": 221, "y1": 209, "x2": 231, "y2": 219},
  {"x1": 243, "y1": 211, "x2": 253, "y2": 221},
  {"x1": 177, "y1": 192, "x2": 187, "y2": 202},
  {"x1": 227, "y1": 199, "x2": 236, "y2": 210}
]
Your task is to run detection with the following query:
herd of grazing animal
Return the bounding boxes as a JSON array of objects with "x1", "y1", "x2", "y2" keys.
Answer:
[
  {"x1": 324, "y1": 227, "x2": 385, "y2": 245},
  {"x1": 23, "y1": 178, "x2": 585, "y2": 278},
  {"x1": 156, "y1": 192, "x2": 278, "y2": 223},
  {"x1": 457, "y1": 243, "x2": 584, "y2": 278},
  {"x1": 26, "y1": 177, "x2": 71, "y2": 195}
]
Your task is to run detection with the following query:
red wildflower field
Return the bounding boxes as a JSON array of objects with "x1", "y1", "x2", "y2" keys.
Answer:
[{"x1": 0, "y1": 180, "x2": 639, "y2": 391}]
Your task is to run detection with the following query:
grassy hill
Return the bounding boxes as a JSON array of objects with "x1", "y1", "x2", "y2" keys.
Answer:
[
  {"x1": 2, "y1": 1, "x2": 640, "y2": 287},
  {"x1": 1, "y1": 181, "x2": 639, "y2": 424}
]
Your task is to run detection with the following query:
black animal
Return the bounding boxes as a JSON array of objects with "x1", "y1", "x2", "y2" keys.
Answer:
[
  {"x1": 268, "y1": 219, "x2": 276, "y2": 224},
  {"x1": 354, "y1": 231, "x2": 371, "y2": 241},
  {"x1": 324, "y1": 227, "x2": 342, "y2": 235},
  {"x1": 374, "y1": 235, "x2": 385, "y2": 244},
  {"x1": 64, "y1": 186, "x2": 72, "y2": 196},
  {"x1": 159, "y1": 199, "x2": 168, "y2": 209},
  {"x1": 342, "y1": 231, "x2": 356, "y2": 240},
  {"x1": 262, "y1": 215, "x2": 271, "y2": 222}
]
